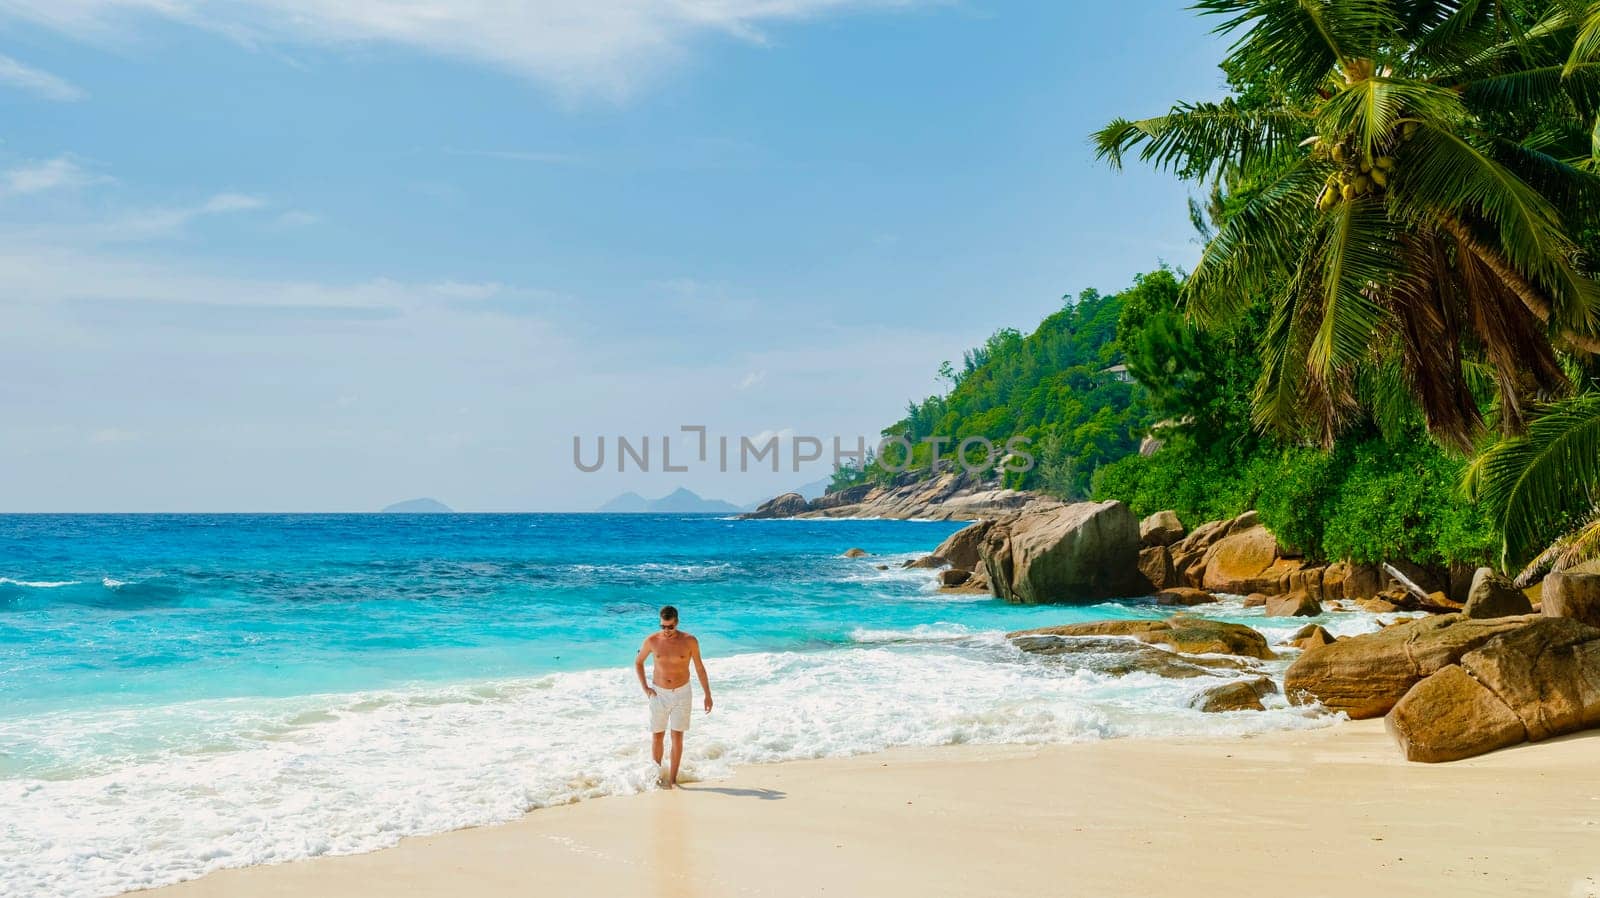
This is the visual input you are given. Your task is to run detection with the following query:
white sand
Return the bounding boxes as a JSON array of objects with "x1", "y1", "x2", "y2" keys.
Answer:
[{"x1": 137, "y1": 720, "x2": 1600, "y2": 898}]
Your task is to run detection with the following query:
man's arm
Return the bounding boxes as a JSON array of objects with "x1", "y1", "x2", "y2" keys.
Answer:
[
  {"x1": 691, "y1": 637, "x2": 712, "y2": 713},
  {"x1": 635, "y1": 638, "x2": 656, "y2": 697}
]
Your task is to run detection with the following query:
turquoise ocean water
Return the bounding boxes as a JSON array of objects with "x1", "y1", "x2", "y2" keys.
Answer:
[{"x1": 0, "y1": 514, "x2": 1365, "y2": 897}]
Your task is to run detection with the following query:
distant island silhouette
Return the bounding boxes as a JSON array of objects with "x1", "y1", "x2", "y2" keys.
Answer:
[
  {"x1": 380, "y1": 498, "x2": 454, "y2": 513},
  {"x1": 596, "y1": 487, "x2": 739, "y2": 514}
]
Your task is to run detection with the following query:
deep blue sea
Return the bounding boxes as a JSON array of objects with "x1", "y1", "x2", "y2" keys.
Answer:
[{"x1": 0, "y1": 513, "x2": 1361, "y2": 897}]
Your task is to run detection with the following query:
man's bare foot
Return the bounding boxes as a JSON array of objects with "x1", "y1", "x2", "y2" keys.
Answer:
[{"x1": 656, "y1": 767, "x2": 668, "y2": 788}]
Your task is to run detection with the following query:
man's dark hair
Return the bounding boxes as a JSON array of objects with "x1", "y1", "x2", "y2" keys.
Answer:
[{"x1": 659, "y1": 605, "x2": 679, "y2": 621}]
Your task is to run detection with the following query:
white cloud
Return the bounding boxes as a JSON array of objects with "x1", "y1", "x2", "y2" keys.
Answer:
[
  {"x1": 0, "y1": 0, "x2": 929, "y2": 98},
  {"x1": 89, "y1": 191, "x2": 267, "y2": 241},
  {"x1": 1, "y1": 157, "x2": 102, "y2": 196},
  {"x1": 0, "y1": 52, "x2": 86, "y2": 101},
  {"x1": 0, "y1": 241, "x2": 556, "y2": 322},
  {"x1": 737, "y1": 369, "x2": 766, "y2": 390}
]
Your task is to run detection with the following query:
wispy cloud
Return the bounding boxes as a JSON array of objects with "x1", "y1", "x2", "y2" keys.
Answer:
[
  {"x1": 90, "y1": 191, "x2": 267, "y2": 241},
  {"x1": 1, "y1": 156, "x2": 103, "y2": 196},
  {"x1": 0, "y1": 1, "x2": 930, "y2": 99},
  {"x1": 0, "y1": 52, "x2": 86, "y2": 101}
]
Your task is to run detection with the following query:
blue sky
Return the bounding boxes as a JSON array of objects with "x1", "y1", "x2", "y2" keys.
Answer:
[{"x1": 0, "y1": 1, "x2": 1229, "y2": 511}]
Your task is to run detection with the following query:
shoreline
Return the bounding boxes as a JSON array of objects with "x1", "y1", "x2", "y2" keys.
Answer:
[{"x1": 136, "y1": 720, "x2": 1600, "y2": 898}]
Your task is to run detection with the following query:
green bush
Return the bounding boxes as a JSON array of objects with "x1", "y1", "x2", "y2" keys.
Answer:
[{"x1": 1092, "y1": 431, "x2": 1495, "y2": 567}]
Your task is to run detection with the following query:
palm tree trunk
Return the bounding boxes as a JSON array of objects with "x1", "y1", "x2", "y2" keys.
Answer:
[{"x1": 1437, "y1": 215, "x2": 1600, "y2": 355}]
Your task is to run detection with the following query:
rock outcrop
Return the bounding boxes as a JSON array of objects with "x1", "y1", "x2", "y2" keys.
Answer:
[
  {"x1": 1283, "y1": 613, "x2": 1535, "y2": 718},
  {"x1": 1386, "y1": 618, "x2": 1600, "y2": 761},
  {"x1": 1462, "y1": 567, "x2": 1534, "y2": 619},
  {"x1": 1010, "y1": 633, "x2": 1257, "y2": 679},
  {"x1": 742, "y1": 470, "x2": 1057, "y2": 521},
  {"x1": 979, "y1": 501, "x2": 1142, "y2": 604},
  {"x1": 746, "y1": 492, "x2": 810, "y2": 518},
  {"x1": 1542, "y1": 571, "x2": 1600, "y2": 628},
  {"x1": 1139, "y1": 510, "x2": 1185, "y2": 548},
  {"x1": 1010, "y1": 616, "x2": 1274, "y2": 660},
  {"x1": 842, "y1": 548, "x2": 869, "y2": 558},
  {"x1": 933, "y1": 520, "x2": 992, "y2": 571},
  {"x1": 902, "y1": 555, "x2": 948, "y2": 570}
]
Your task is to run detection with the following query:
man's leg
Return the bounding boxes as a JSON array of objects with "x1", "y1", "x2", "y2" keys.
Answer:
[
  {"x1": 652, "y1": 731, "x2": 665, "y2": 767},
  {"x1": 668, "y1": 731, "x2": 685, "y2": 787}
]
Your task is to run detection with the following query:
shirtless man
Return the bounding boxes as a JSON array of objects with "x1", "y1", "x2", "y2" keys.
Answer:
[{"x1": 634, "y1": 605, "x2": 712, "y2": 788}]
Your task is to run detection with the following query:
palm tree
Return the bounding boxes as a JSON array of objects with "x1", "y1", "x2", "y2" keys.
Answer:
[
  {"x1": 1095, "y1": 0, "x2": 1600, "y2": 449},
  {"x1": 1465, "y1": 391, "x2": 1600, "y2": 570}
]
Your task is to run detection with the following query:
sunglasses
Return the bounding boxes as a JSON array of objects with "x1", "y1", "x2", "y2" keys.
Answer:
[{"x1": 660, "y1": 621, "x2": 677, "y2": 630}]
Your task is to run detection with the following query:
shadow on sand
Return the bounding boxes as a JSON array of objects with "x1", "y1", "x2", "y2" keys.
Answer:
[{"x1": 675, "y1": 785, "x2": 787, "y2": 800}]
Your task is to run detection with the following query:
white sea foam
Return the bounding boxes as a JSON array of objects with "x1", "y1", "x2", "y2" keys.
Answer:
[
  {"x1": 0, "y1": 634, "x2": 1338, "y2": 898},
  {"x1": 100, "y1": 578, "x2": 128, "y2": 589},
  {"x1": 0, "y1": 578, "x2": 79, "y2": 588}
]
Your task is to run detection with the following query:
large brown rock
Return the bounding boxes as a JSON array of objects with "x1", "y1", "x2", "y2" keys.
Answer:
[
  {"x1": 1283, "y1": 613, "x2": 1535, "y2": 718},
  {"x1": 1386, "y1": 619, "x2": 1600, "y2": 762},
  {"x1": 842, "y1": 547, "x2": 869, "y2": 558},
  {"x1": 938, "y1": 568, "x2": 972, "y2": 588},
  {"x1": 1189, "y1": 676, "x2": 1278, "y2": 713},
  {"x1": 1459, "y1": 617, "x2": 1600, "y2": 741},
  {"x1": 1155, "y1": 587, "x2": 1218, "y2": 607},
  {"x1": 1462, "y1": 567, "x2": 1534, "y2": 619},
  {"x1": 1332, "y1": 563, "x2": 1383, "y2": 601},
  {"x1": 1265, "y1": 591, "x2": 1321, "y2": 618},
  {"x1": 980, "y1": 501, "x2": 1141, "y2": 604},
  {"x1": 1542, "y1": 572, "x2": 1600, "y2": 628},
  {"x1": 1201, "y1": 520, "x2": 1290, "y2": 594},
  {"x1": 1139, "y1": 510, "x2": 1185, "y2": 548},
  {"x1": 1009, "y1": 616, "x2": 1274, "y2": 660},
  {"x1": 933, "y1": 520, "x2": 992, "y2": 571},
  {"x1": 1386, "y1": 665, "x2": 1527, "y2": 763},
  {"x1": 903, "y1": 554, "x2": 948, "y2": 570},
  {"x1": 1138, "y1": 546, "x2": 1176, "y2": 591},
  {"x1": 1289, "y1": 624, "x2": 1336, "y2": 650}
]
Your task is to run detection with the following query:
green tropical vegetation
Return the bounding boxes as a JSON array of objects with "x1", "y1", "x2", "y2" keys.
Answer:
[
  {"x1": 868, "y1": 278, "x2": 1163, "y2": 499},
  {"x1": 1097, "y1": 0, "x2": 1600, "y2": 574},
  {"x1": 859, "y1": 0, "x2": 1600, "y2": 575}
]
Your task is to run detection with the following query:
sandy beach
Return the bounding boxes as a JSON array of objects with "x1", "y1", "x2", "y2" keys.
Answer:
[{"x1": 138, "y1": 720, "x2": 1600, "y2": 898}]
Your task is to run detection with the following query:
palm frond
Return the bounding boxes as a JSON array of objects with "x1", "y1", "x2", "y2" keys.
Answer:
[
  {"x1": 1388, "y1": 122, "x2": 1598, "y2": 331},
  {"x1": 1093, "y1": 101, "x2": 1307, "y2": 179},
  {"x1": 1307, "y1": 194, "x2": 1401, "y2": 377},
  {"x1": 1565, "y1": 1, "x2": 1600, "y2": 75},
  {"x1": 1184, "y1": 158, "x2": 1322, "y2": 323},
  {"x1": 1464, "y1": 392, "x2": 1600, "y2": 566},
  {"x1": 1320, "y1": 76, "x2": 1463, "y2": 164},
  {"x1": 1196, "y1": 0, "x2": 1406, "y2": 95}
]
